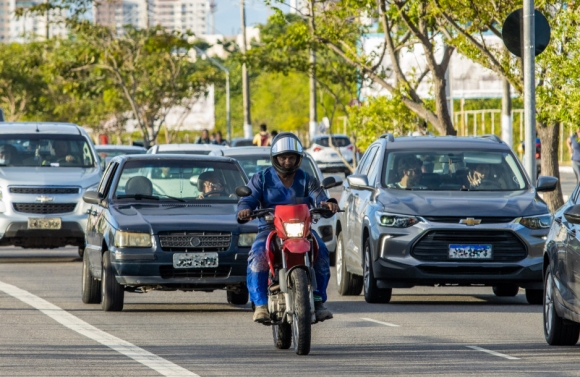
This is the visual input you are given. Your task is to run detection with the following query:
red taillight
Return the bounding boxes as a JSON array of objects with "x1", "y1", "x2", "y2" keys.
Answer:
[
  {"x1": 346, "y1": 145, "x2": 353, "y2": 151},
  {"x1": 313, "y1": 147, "x2": 322, "y2": 152}
]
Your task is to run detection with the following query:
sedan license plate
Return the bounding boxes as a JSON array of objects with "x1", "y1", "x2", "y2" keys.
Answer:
[
  {"x1": 28, "y1": 218, "x2": 62, "y2": 230},
  {"x1": 173, "y1": 252, "x2": 219, "y2": 269},
  {"x1": 448, "y1": 244, "x2": 492, "y2": 260}
]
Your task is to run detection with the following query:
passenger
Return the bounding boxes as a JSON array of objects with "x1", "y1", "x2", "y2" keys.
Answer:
[
  {"x1": 237, "y1": 132, "x2": 337, "y2": 323},
  {"x1": 388, "y1": 156, "x2": 423, "y2": 189},
  {"x1": 0, "y1": 145, "x2": 14, "y2": 166}
]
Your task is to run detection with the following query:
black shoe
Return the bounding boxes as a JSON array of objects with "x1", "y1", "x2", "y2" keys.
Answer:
[{"x1": 314, "y1": 301, "x2": 333, "y2": 321}]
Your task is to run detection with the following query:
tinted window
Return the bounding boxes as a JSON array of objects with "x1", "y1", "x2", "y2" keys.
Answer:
[
  {"x1": 367, "y1": 148, "x2": 382, "y2": 185},
  {"x1": 359, "y1": 146, "x2": 378, "y2": 176},
  {"x1": 313, "y1": 136, "x2": 351, "y2": 148},
  {"x1": 98, "y1": 162, "x2": 118, "y2": 196}
]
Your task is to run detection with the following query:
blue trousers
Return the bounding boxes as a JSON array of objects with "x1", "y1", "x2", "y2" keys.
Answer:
[{"x1": 247, "y1": 229, "x2": 330, "y2": 306}]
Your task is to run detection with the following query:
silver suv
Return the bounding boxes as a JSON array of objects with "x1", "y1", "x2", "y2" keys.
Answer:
[
  {"x1": 336, "y1": 134, "x2": 557, "y2": 305},
  {"x1": 0, "y1": 123, "x2": 101, "y2": 255}
]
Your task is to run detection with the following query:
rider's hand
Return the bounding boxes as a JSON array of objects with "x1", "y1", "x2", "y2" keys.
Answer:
[
  {"x1": 321, "y1": 201, "x2": 338, "y2": 213},
  {"x1": 238, "y1": 209, "x2": 253, "y2": 220}
]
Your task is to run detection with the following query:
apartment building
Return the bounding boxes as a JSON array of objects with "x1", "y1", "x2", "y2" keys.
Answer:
[{"x1": 0, "y1": 0, "x2": 66, "y2": 42}]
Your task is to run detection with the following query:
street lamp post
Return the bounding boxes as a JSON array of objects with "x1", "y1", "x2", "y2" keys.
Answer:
[{"x1": 194, "y1": 47, "x2": 231, "y2": 144}]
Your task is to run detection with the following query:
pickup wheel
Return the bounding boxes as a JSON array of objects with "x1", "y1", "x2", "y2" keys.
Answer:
[
  {"x1": 81, "y1": 250, "x2": 101, "y2": 304},
  {"x1": 336, "y1": 232, "x2": 363, "y2": 296},
  {"x1": 101, "y1": 250, "x2": 124, "y2": 311},
  {"x1": 363, "y1": 239, "x2": 392, "y2": 304},
  {"x1": 227, "y1": 286, "x2": 249, "y2": 305}
]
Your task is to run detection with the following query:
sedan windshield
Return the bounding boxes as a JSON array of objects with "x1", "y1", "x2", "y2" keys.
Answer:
[
  {"x1": 382, "y1": 150, "x2": 527, "y2": 191},
  {"x1": 233, "y1": 155, "x2": 318, "y2": 179},
  {"x1": 0, "y1": 135, "x2": 95, "y2": 167},
  {"x1": 114, "y1": 160, "x2": 247, "y2": 201}
]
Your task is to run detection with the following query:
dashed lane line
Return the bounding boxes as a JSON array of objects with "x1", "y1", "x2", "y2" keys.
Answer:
[
  {"x1": 467, "y1": 345, "x2": 520, "y2": 360},
  {"x1": 0, "y1": 280, "x2": 200, "y2": 377},
  {"x1": 361, "y1": 317, "x2": 400, "y2": 327}
]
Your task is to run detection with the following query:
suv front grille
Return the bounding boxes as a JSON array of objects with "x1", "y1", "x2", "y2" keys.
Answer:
[
  {"x1": 9, "y1": 187, "x2": 80, "y2": 194},
  {"x1": 422, "y1": 216, "x2": 516, "y2": 224},
  {"x1": 411, "y1": 230, "x2": 527, "y2": 262},
  {"x1": 158, "y1": 231, "x2": 231, "y2": 252},
  {"x1": 13, "y1": 203, "x2": 77, "y2": 214},
  {"x1": 159, "y1": 266, "x2": 231, "y2": 279}
]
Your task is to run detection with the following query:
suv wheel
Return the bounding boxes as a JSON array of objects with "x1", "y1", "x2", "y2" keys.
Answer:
[
  {"x1": 363, "y1": 239, "x2": 392, "y2": 304},
  {"x1": 492, "y1": 284, "x2": 519, "y2": 297},
  {"x1": 227, "y1": 286, "x2": 249, "y2": 305},
  {"x1": 81, "y1": 250, "x2": 101, "y2": 304},
  {"x1": 526, "y1": 288, "x2": 543, "y2": 305},
  {"x1": 101, "y1": 250, "x2": 124, "y2": 311},
  {"x1": 336, "y1": 232, "x2": 363, "y2": 296},
  {"x1": 544, "y1": 269, "x2": 579, "y2": 345}
]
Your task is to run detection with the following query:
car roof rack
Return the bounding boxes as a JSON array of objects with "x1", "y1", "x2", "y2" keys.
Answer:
[
  {"x1": 479, "y1": 134, "x2": 503, "y2": 143},
  {"x1": 379, "y1": 133, "x2": 394, "y2": 142}
]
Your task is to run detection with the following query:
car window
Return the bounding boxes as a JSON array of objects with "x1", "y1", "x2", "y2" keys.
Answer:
[
  {"x1": 366, "y1": 148, "x2": 382, "y2": 185},
  {"x1": 313, "y1": 136, "x2": 351, "y2": 148},
  {"x1": 231, "y1": 155, "x2": 319, "y2": 180},
  {"x1": 0, "y1": 134, "x2": 95, "y2": 168},
  {"x1": 359, "y1": 146, "x2": 378, "y2": 176},
  {"x1": 113, "y1": 160, "x2": 247, "y2": 202},
  {"x1": 382, "y1": 150, "x2": 528, "y2": 191},
  {"x1": 98, "y1": 162, "x2": 118, "y2": 197}
]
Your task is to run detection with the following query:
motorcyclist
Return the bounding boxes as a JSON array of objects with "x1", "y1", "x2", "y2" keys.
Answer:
[{"x1": 237, "y1": 132, "x2": 338, "y2": 323}]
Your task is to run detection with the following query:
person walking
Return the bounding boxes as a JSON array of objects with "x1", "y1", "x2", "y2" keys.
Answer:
[
  {"x1": 252, "y1": 123, "x2": 270, "y2": 147},
  {"x1": 212, "y1": 131, "x2": 229, "y2": 146},
  {"x1": 567, "y1": 128, "x2": 580, "y2": 183},
  {"x1": 196, "y1": 129, "x2": 211, "y2": 144}
]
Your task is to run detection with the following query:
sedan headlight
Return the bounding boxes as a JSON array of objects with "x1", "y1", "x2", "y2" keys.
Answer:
[
  {"x1": 375, "y1": 212, "x2": 424, "y2": 228},
  {"x1": 238, "y1": 233, "x2": 257, "y2": 247},
  {"x1": 114, "y1": 231, "x2": 152, "y2": 248},
  {"x1": 284, "y1": 222, "x2": 305, "y2": 238},
  {"x1": 515, "y1": 214, "x2": 553, "y2": 229}
]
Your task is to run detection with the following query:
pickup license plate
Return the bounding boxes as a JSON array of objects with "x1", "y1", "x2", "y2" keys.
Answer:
[
  {"x1": 173, "y1": 252, "x2": 219, "y2": 268},
  {"x1": 448, "y1": 244, "x2": 492, "y2": 260},
  {"x1": 28, "y1": 218, "x2": 62, "y2": 230}
]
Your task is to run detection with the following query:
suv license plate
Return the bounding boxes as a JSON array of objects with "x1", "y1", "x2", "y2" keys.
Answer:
[
  {"x1": 448, "y1": 244, "x2": 492, "y2": 260},
  {"x1": 173, "y1": 252, "x2": 219, "y2": 269},
  {"x1": 28, "y1": 218, "x2": 62, "y2": 230}
]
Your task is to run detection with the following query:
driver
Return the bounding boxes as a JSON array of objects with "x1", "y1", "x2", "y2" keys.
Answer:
[
  {"x1": 197, "y1": 171, "x2": 229, "y2": 198},
  {"x1": 237, "y1": 132, "x2": 338, "y2": 323},
  {"x1": 466, "y1": 163, "x2": 491, "y2": 189},
  {"x1": 42, "y1": 140, "x2": 77, "y2": 165},
  {"x1": 388, "y1": 156, "x2": 423, "y2": 189}
]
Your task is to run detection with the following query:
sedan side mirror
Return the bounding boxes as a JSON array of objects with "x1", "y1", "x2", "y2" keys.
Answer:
[
  {"x1": 564, "y1": 205, "x2": 580, "y2": 224},
  {"x1": 321, "y1": 176, "x2": 343, "y2": 189},
  {"x1": 236, "y1": 186, "x2": 252, "y2": 197},
  {"x1": 346, "y1": 174, "x2": 374, "y2": 190},
  {"x1": 83, "y1": 190, "x2": 103, "y2": 205},
  {"x1": 536, "y1": 176, "x2": 558, "y2": 192}
]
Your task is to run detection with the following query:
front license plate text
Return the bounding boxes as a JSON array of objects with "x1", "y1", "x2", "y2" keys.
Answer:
[
  {"x1": 448, "y1": 244, "x2": 492, "y2": 259},
  {"x1": 173, "y1": 252, "x2": 219, "y2": 268}
]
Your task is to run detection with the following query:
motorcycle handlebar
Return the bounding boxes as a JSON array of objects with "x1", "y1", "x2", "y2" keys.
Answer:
[{"x1": 239, "y1": 206, "x2": 343, "y2": 221}]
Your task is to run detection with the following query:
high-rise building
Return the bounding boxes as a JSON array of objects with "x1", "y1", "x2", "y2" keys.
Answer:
[{"x1": 0, "y1": 0, "x2": 66, "y2": 42}]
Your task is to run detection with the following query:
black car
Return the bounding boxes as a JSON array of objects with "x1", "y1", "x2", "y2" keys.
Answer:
[
  {"x1": 81, "y1": 154, "x2": 255, "y2": 311},
  {"x1": 337, "y1": 134, "x2": 558, "y2": 304},
  {"x1": 543, "y1": 189, "x2": 580, "y2": 345}
]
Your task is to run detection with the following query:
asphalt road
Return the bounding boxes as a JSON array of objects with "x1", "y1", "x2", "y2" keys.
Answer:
[{"x1": 0, "y1": 170, "x2": 578, "y2": 376}]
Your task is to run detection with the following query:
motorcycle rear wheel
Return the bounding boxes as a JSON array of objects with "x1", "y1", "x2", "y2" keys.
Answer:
[
  {"x1": 291, "y1": 268, "x2": 311, "y2": 355},
  {"x1": 272, "y1": 323, "x2": 292, "y2": 349}
]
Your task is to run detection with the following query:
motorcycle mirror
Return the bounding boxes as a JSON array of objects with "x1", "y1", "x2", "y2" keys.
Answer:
[
  {"x1": 321, "y1": 176, "x2": 343, "y2": 189},
  {"x1": 235, "y1": 186, "x2": 252, "y2": 197}
]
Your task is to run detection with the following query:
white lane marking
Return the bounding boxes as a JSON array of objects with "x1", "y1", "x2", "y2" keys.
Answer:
[
  {"x1": 466, "y1": 346, "x2": 520, "y2": 360},
  {"x1": 361, "y1": 317, "x2": 400, "y2": 327},
  {"x1": 0, "y1": 281, "x2": 199, "y2": 377}
]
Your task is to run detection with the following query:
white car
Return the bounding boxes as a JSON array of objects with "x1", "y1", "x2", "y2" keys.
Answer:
[
  {"x1": 211, "y1": 146, "x2": 339, "y2": 263},
  {"x1": 147, "y1": 143, "x2": 228, "y2": 155},
  {"x1": 306, "y1": 134, "x2": 354, "y2": 174}
]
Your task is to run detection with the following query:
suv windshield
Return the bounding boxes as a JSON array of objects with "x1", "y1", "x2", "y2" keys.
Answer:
[
  {"x1": 0, "y1": 135, "x2": 95, "y2": 167},
  {"x1": 383, "y1": 150, "x2": 527, "y2": 191},
  {"x1": 114, "y1": 160, "x2": 246, "y2": 201}
]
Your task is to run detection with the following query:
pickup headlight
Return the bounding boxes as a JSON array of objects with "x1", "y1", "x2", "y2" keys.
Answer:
[
  {"x1": 238, "y1": 233, "x2": 257, "y2": 247},
  {"x1": 284, "y1": 222, "x2": 305, "y2": 238},
  {"x1": 515, "y1": 214, "x2": 552, "y2": 229},
  {"x1": 375, "y1": 212, "x2": 424, "y2": 228},
  {"x1": 114, "y1": 231, "x2": 152, "y2": 248}
]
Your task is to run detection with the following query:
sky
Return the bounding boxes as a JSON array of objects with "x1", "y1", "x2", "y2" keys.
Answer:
[{"x1": 212, "y1": 0, "x2": 290, "y2": 36}]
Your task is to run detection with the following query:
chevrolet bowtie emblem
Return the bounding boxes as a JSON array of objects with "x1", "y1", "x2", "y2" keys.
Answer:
[
  {"x1": 459, "y1": 218, "x2": 482, "y2": 226},
  {"x1": 36, "y1": 195, "x2": 54, "y2": 203}
]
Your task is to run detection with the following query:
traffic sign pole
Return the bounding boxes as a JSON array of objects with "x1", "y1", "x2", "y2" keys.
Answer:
[{"x1": 523, "y1": 0, "x2": 536, "y2": 182}]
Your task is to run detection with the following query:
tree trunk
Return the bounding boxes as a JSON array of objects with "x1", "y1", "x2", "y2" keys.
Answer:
[
  {"x1": 537, "y1": 123, "x2": 564, "y2": 212},
  {"x1": 432, "y1": 74, "x2": 456, "y2": 136}
]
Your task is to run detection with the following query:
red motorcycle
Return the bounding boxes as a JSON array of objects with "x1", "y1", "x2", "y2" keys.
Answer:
[{"x1": 236, "y1": 179, "x2": 341, "y2": 355}]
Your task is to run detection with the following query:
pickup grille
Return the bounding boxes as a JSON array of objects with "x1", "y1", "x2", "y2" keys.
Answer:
[
  {"x1": 158, "y1": 231, "x2": 231, "y2": 252},
  {"x1": 411, "y1": 230, "x2": 527, "y2": 262},
  {"x1": 159, "y1": 266, "x2": 231, "y2": 279},
  {"x1": 9, "y1": 187, "x2": 79, "y2": 194},
  {"x1": 13, "y1": 203, "x2": 77, "y2": 214}
]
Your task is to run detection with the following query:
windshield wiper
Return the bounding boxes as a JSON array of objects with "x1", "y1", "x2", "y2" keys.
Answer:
[{"x1": 117, "y1": 194, "x2": 186, "y2": 202}]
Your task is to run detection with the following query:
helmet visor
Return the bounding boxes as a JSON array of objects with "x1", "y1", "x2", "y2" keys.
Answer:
[{"x1": 271, "y1": 137, "x2": 303, "y2": 156}]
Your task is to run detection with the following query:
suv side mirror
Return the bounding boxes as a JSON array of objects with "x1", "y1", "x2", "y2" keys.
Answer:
[
  {"x1": 347, "y1": 174, "x2": 374, "y2": 190},
  {"x1": 236, "y1": 186, "x2": 252, "y2": 197},
  {"x1": 83, "y1": 190, "x2": 103, "y2": 205},
  {"x1": 564, "y1": 205, "x2": 580, "y2": 224},
  {"x1": 536, "y1": 176, "x2": 558, "y2": 192},
  {"x1": 321, "y1": 176, "x2": 343, "y2": 189}
]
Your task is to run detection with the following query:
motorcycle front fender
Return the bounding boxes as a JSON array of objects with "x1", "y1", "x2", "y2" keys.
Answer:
[{"x1": 283, "y1": 238, "x2": 310, "y2": 254}]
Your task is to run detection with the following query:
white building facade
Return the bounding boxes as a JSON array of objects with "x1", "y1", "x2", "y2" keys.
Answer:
[{"x1": 0, "y1": 0, "x2": 66, "y2": 42}]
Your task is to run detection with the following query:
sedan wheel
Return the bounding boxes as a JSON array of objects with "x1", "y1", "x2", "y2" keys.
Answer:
[
  {"x1": 362, "y1": 239, "x2": 391, "y2": 304},
  {"x1": 101, "y1": 250, "x2": 124, "y2": 312},
  {"x1": 544, "y1": 269, "x2": 579, "y2": 345}
]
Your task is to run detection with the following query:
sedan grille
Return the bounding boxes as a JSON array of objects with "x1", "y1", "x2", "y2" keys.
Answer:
[
  {"x1": 158, "y1": 231, "x2": 231, "y2": 252},
  {"x1": 159, "y1": 266, "x2": 231, "y2": 279},
  {"x1": 411, "y1": 230, "x2": 527, "y2": 262},
  {"x1": 13, "y1": 203, "x2": 77, "y2": 214},
  {"x1": 9, "y1": 187, "x2": 80, "y2": 194}
]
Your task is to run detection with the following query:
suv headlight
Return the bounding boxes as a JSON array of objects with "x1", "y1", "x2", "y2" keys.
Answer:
[
  {"x1": 375, "y1": 212, "x2": 424, "y2": 228},
  {"x1": 284, "y1": 222, "x2": 305, "y2": 238},
  {"x1": 114, "y1": 231, "x2": 152, "y2": 248},
  {"x1": 238, "y1": 233, "x2": 257, "y2": 247},
  {"x1": 515, "y1": 214, "x2": 552, "y2": 229}
]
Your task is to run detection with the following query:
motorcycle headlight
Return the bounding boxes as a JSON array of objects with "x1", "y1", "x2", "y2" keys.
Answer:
[
  {"x1": 238, "y1": 233, "x2": 257, "y2": 247},
  {"x1": 114, "y1": 231, "x2": 152, "y2": 248},
  {"x1": 284, "y1": 222, "x2": 305, "y2": 238},
  {"x1": 515, "y1": 214, "x2": 552, "y2": 229},
  {"x1": 375, "y1": 212, "x2": 424, "y2": 228}
]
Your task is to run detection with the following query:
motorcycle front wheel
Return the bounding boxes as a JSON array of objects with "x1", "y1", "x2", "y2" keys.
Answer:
[
  {"x1": 291, "y1": 268, "x2": 312, "y2": 355},
  {"x1": 272, "y1": 323, "x2": 292, "y2": 349}
]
